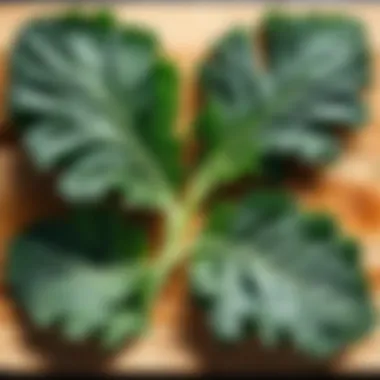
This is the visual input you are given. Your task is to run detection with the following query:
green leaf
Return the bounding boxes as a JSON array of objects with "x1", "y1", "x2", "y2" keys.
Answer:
[
  {"x1": 191, "y1": 190, "x2": 373, "y2": 357},
  {"x1": 7, "y1": 208, "x2": 148, "y2": 347},
  {"x1": 196, "y1": 12, "x2": 370, "y2": 182},
  {"x1": 8, "y1": 11, "x2": 181, "y2": 210}
]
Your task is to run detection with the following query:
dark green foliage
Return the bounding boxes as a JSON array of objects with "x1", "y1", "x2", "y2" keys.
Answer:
[
  {"x1": 9, "y1": 12, "x2": 181, "y2": 210},
  {"x1": 191, "y1": 191, "x2": 374, "y2": 356},
  {"x1": 7, "y1": 208, "x2": 148, "y2": 347},
  {"x1": 197, "y1": 13, "x2": 370, "y2": 179}
]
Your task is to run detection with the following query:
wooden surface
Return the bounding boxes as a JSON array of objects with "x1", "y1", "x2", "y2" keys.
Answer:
[{"x1": 1, "y1": 1, "x2": 380, "y2": 374}]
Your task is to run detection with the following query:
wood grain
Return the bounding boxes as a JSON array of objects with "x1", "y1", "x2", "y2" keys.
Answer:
[{"x1": 1, "y1": 2, "x2": 380, "y2": 374}]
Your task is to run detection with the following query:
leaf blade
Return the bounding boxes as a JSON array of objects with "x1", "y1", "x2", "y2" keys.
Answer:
[
  {"x1": 196, "y1": 13, "x2": 370, "y2": 185},
  {"x1": 9, "y1": 12, "x2": 182, "y2": 210},
  {"x1": 7, "y1": 208, "x2": 148, "y2": 346},
  {"x1": 191, "y1": 191, "x2": 374, "y2": 357}
]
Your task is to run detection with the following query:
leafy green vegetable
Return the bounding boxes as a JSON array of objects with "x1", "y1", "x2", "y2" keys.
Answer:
[
  {"x1": 7, "y1": 208, "x2": 148, "y2": 347},
  {"x1": 196, "y1": 12, "x2": 370, "y2": 180},
  {"x1": 9, "y1": 12, "x2": 181, "y2": 210},
  {"x1": 191, "y1": 191, "x2": 373, "y2": 357},
  {"x1": 4, "y1": 9, "x2": 374, "y2": 357}
]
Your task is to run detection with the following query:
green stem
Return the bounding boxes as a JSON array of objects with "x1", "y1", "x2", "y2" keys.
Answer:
[
  {"x1": 145, "y1": 202, "x2": 194, "y2": 309},
  {"x1": 145, "y1": 161, "x2": 218, "y2": 310}
]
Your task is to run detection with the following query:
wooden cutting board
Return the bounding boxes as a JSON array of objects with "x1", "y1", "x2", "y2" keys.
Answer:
[{"x1": 1, "y1": 1, "x2": 380, "y2": 374}]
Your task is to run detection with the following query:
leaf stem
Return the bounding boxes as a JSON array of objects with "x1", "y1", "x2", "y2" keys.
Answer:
[{"x1": 145, "y1": 162, "x2": 218, "y2": 310}]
